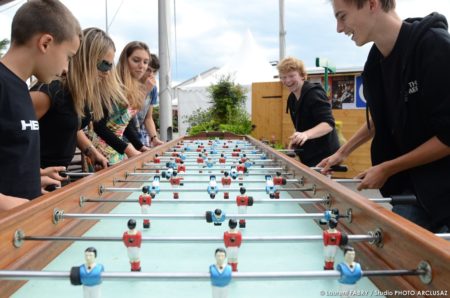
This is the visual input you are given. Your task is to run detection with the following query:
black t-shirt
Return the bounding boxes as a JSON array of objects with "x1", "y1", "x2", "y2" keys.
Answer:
[
  {"x1": 0, "y1": 62, "x2": 41, "y2": 199},
  {"x1": 30, "y1": 80, "x2": 90, "y2": 168},
  {"x1": 381, "y1": 22, "x2": 413, "y2": 133}
]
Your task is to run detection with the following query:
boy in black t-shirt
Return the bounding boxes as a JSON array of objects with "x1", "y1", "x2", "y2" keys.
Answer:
[
  {"x1": 319, "y1": 0, "x2": 450, "y2": 231},
  {"x1": 0, "y1": 0, "x2": 81, "y2": 211}
]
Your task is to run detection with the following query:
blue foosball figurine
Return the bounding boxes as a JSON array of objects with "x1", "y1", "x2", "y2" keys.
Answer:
[
  {"x1": 210, "y1": 248, "x2": 232, "y2": 298},
  {"x1": 207, "y1": 175, "x2": 219, "y2": 199},
  {"x1": 70, "y1": 247, "x2": 105, "y2": 298},
  {"x1": 206, "y1": 209, "x2": 226, "y2": 226},
  {"x1": 337, "y1": 246, "x2": 363, "y2": 298}
]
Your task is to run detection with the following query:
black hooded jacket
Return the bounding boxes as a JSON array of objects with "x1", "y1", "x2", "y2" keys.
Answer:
[
  {"x1": 286, "y1": 81, "x2": 340, "y2": 166},
  {"x1": 362, "y1": 13, "x2": 450, "y2": 223}
]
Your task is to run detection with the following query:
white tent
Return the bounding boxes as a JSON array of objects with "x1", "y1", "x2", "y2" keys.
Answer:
[{"x1": 175, "y1": 30, "x2": 277, "y2": 135}]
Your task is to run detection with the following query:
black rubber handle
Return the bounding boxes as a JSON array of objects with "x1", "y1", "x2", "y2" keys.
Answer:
[
  {"x1": 329, "y1": 165, "x2": 348, "y2": 172},
  {"x1": 390, "y1": 195, "x2": 417, "y2": 205}
]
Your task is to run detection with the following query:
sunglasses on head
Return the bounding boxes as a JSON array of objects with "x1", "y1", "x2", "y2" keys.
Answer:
[{"x1": 97, "y1": 60, "x2": 113, "y2": 72}]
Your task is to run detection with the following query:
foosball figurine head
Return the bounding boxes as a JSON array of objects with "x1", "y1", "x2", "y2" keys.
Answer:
[
  {"x1": 328, "y1": 218, "x2": 338, "y2": 230},
  {"x1": 84, "y1": 246, "x2": 97, "y2": 268},
  {"x1": 239, "y1": 187, "x2": 246, "y2": 195},
  {"x1": 215, "y1": 248, "x2": 227, "y2": 267},
  {"x1": 142, "y1": 186, "x2": 150, "y2": 194},
  {"x1": 127, "y1": 219, "x2": 137, "y2": 230},
  {"x1": 228, "y1": 219, "x2": 238, "y2": 230},
  {"x1": 343, "y1": 246, "x2": 356, "y2": 265}
]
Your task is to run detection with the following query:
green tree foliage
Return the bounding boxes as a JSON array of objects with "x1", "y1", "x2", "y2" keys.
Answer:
[
  {"x1": 0, "y1": 39, "x2": 10, "y2": 57},
  {"x1": 184, "y1": 75, "x2": 252, "y2": 135},
  {"x1": 152, "y1": 105, "x2": 178, "y2": 133}
]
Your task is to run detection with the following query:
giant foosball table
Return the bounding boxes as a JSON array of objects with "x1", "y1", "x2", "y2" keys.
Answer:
[{"x1": 0, "y1": 133, "x2": 449, "y2": 298}]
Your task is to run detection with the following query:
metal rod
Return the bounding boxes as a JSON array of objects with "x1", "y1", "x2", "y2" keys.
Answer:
[
  {"x1": 83, "y1": 196, "x2": 421, "y2": 207},
  {"x1": 437, "y1": 233, "x2": 450, "y2": 240},
  {"x1": 139, "y1": 166, "x2": 283, "y2": 171},
  {"x1": 114, "y1": 179, "x2": 299, "y2": 184},
  {"x1": 127, "y1": 172, "x2": 293, "y2": 177},
  {"x1": 163, "y1": 152, "x2": 263, "y2": 156},
  {"x1": 58, "y1": 213, "x2": 325, "y2": 220},
  {"x1": 20, "y1": 234, "x2": 375, "y2": 243},
  {"x1": 156, "y1": 156, "x2": 270, "y2": 160},
  {"x1": 83, "y1": 198, "x2": 325, "y2": 204},
  {"x1": 0, "y1": 268, "x2": 424, "y2": 281},
  {"x1": 61, "y1": 172, "x2": 93, "y2": 177},
  {"x1": 168, "y1": 147, "x2": 258, "y2": 152},
  {"x1": 333, "y1": 179, "x2": 362, "y2": 183},
  {"x1": 100, "y1": 187, "x2": 314, "y2": 193}
]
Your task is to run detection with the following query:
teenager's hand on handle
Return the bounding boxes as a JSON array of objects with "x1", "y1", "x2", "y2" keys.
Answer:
[
  {"x1": 355, "y1": 163, "x2": 390, "y2": 191},
  {"x1": 41, "y1": 166, "x2": 68, "y2": 182},
  {"x1": 41, "y1": 176, "x2": 61, "y2": 194},
  {"x1": 317, "y1": 151, "x2": 346, "y2": 174}
]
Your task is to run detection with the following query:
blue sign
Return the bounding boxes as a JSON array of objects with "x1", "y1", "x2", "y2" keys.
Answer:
[{"x1": 355, "y1": 76, "x2": 366, "y2": 108}]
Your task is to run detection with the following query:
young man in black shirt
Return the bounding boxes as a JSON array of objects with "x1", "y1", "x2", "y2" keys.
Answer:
[
  {"x1": 0, "y1": 0, "x2": 81, "y2": 211},
  {"x1": 278, "y1": 57, "x2": 340, "y2": 167},
  {"x1": 319, "y1": 0, "x2": 450, "y2": 231}
]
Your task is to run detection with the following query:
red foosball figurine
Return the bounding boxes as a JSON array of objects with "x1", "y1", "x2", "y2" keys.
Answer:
[
  {"x1": 122, "y1": 219, "x2": 142, "y2": 272},
  {"x1": 197, "y1": 154, "x2": 204, "y2": 164},
  {"x1": 177, "y1": 161, "x2": 186, "y2": 174},
  {"x1": 236, "y1": 187, "x2": 253, "y2": 228},
  {"x1": 153, "y1": 154, "x2": 160, "y2": 164},
  {"x1": 219, "y1": 154, "x2": 226, "y2": 164},
  {"x1": 221, "y1": 171, "x2": 232, "y2": 199},
  {"x1": 236, "y1": 162, "x2": 246, "y2": 179},
  {"x1": 223, "y1": 219, "x2": 242, "y2": 272},
  {"x1": 273, "y1": 171, "x2": 287, "y2": 186},
  {"x1": 139, "y1": 186, "x2": 152, "y2": 229},
  {"x1": 170, "y1": 173, "x2": 183, "y2": 199},
  {"x1": 323, "y1": 218, "x2": 344, "y2": 270}
]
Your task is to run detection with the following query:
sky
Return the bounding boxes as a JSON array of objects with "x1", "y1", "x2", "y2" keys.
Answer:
[{"x1": 1, "y1": 0, "x2": 450, "y2": 83}]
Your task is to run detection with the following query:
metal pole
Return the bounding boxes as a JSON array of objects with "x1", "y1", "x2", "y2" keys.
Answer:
[
  {"x1": 279, "y1": 0, "x2": 286, "y2": 61},
  {"x1": 105, "y1": 0, "x2": 108, "y2": 34},
  {"x1": 21, "y1": 235, "x2": 376, "y2": 243},
  {"x1": 158, "y1": 0, "x2": 173, "y2": 141},
  {"x1": 0, "y1": 269, "x2": 424, "y2": 281},
  {"x1": 58, "y1": 212, "x2": 325, "y2": 220}
]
